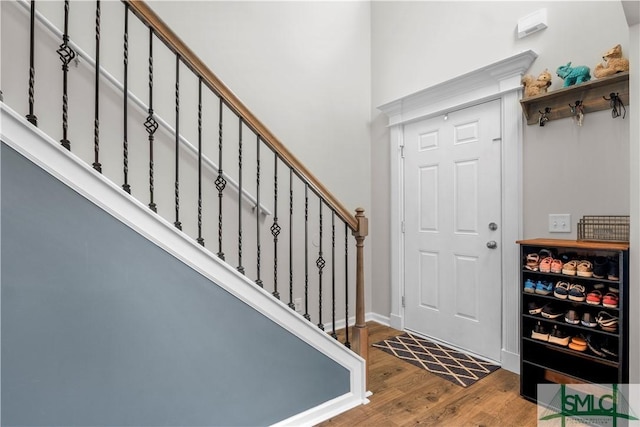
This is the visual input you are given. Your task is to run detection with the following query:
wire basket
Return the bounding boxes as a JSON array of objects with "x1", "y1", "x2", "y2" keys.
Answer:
[{"x1": 577, "y1": 215, "x2": 629, "y2": 242}]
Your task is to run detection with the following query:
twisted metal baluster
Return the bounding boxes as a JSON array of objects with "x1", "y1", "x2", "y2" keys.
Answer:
[
  {"x1": 255, "y1": 136, "x2": 263, "y2": 287},
  {"x1": 57, "y1": 0, "x2": 76, "y2": 150},
  {"x1": 26, "y1": 0, "x2": 37, "y2": 126},
  {"x1": 237, "y1": 119, "x2": 245, "y2": 275},
  {"x1": 122, "y1": 4, "x2": 131, "y2": 193},
  {"x1": 271, "y1": 155, "x2": 281, "y2": 299},
  {"x1": 344, "y1": 223, "x2": 350, "y2": 348},
  {"x1": 303, "y1": 184, "x2": 310, "y2": 321},
  {"x1": 145, "y1": 28, "x2": 158, "y2": 212},
  {"x1": 92, "y1": 0, "x2": 102, "y2": 173},
  {"x1": 317, "y1": 199, "x2": 325, "y2": 330},
  {"x1": 288, "y1": 168, "x2": 295, "y2": 310},
  {"x1": 196, "y1": 78, "x2": 204, "y2": 246},
  {"x1": 173, "y1": 54, "x2": 182, "y2": 230},
  {"x1": 215, "y1": 98, "x2": 226, "y2": 260},
  {"x1": 331, "y1": 211, "x2": 337, "y2": 339}
]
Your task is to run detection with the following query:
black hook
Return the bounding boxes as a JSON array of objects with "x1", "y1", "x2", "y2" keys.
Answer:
[
  {"x1": 568, "y1": 100, "x2": 583, "y2": 114},
  {"x1": 603, "y1": 92, "x2": 626, "y2": 119},
  {"x1": 538, "y1": 107, "x2": 551, "y2": 127},
  {"x1": 569, "y1": 100, "x2": 584, "y2": 126}
]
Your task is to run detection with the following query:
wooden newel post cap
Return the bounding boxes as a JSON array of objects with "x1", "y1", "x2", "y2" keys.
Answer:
[{"x1": 354, "y1": 208, "x2": 368, "y2": 238}]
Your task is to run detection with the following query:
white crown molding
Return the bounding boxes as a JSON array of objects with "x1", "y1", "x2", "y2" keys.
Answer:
[{"x1": 378, "y1": 50, "x2": 538, "y2": 126}]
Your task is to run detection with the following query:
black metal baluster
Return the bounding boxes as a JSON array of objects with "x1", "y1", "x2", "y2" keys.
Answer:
[
  {"x1": 173, "y1": 54, "x2": 182, "y2": 230},
  {"x1": 196, "y1": 78, "x2": 204, "y2": 246},
  {"x1": 344, "y1": 223, "x2": 350, "y2": 348},
  {"x1": 122, "y1": 4, "x2": 130, "y2": 194},
  {"x1": 237, "y1": 118, "x2": 244, "y2": 275},
  {"x1": 26, "y1": 0, "x2": 37, "y2": 126},
  {"x1": 303, "y1": 184, "x2": 310, "y2": 321},
  {"x1": 144, "y1": 27, "x2": 158, "y2": 212},
  {"x1": 271, "y1": 155, "x2": 281, "y2": 299},
  {"x1": 92, "y1": 0, "x2": 102, "y2": 173},
  {"x1": 215, "y1": 98, "x2": 226, "y2": 260},
  {"x1": 288, "y1": 168, "x2": 294, "y2": 310},
  {"x1": 317, "y1": 199, "x2": 325, "y2": 330},
  {"x1": 255, "y1": 136, "x2": 263, "y2": 287},
  {"x1": 57, "y1": 0, "x2": 75, "y2": 150},
  {"x1": 331, "y1": 211, "x2": 337, "y2": 339}
]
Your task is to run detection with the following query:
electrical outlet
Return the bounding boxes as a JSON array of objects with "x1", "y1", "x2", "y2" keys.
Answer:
[
  {"x1": 549, "y1": 214, "x2": 571, "y2": 233},
  {"x1": 294, "y1": 298, "x2": 303, "y2": 313}
]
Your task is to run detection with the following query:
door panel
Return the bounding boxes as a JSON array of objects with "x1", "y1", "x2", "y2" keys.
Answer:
[{"x1": 404, "y1": 100, "x2": 502, "y2": 362}]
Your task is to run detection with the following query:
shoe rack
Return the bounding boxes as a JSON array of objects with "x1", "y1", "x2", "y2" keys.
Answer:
[{"x1": 517, "y1": 238, "x2": 629, "y2": 403}]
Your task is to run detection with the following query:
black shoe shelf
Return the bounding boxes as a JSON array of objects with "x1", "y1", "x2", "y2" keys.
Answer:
[{"x1": 517, "y1": 238, "x2": 629, "y2": 403}]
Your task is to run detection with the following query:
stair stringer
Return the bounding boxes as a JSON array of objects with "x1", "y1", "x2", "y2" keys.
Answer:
[{"x1": 1, "y1": 102, "x2": 368, "y2": 426}]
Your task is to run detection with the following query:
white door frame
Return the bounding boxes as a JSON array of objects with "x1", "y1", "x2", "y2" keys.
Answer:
[{"x1": 378, "y1": 50, "x2": 537, "y2": 373}]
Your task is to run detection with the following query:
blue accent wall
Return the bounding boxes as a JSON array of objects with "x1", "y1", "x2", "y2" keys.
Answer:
[{"x1": 1, "y1": 143, "x2": 349, "y2": 426}]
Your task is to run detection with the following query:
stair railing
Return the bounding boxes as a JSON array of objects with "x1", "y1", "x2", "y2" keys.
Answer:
[{"x1": 4, "y1": 0, "x2": 368, "y2": 369}]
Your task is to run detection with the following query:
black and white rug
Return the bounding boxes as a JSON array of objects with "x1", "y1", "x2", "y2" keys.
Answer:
[{"x1": 372, "y1": 332, "x2": 500, "y2": 387}]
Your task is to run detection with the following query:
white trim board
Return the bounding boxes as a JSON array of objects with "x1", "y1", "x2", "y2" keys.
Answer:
[
  {"x1": 1, "y1": 102, "x2": 368, "y2": 425},
  {"x1": 378, "y1": 50, "x2": 537, "y2": 374}
]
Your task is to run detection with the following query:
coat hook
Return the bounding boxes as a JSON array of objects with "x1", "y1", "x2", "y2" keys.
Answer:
[
  {"x1": 603, "y1": 92, "x2": 625, "y2": 119},
  {"x1": 538, "y1": 107, "x2": 551, "y2": 127},
  {"x1": 569, "y1": 100, "x2": 584, "y2": 126}
]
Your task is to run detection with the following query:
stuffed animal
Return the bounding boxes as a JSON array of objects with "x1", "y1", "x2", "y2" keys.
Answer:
[
  {"x1": 556, "y1": 62, "x2": 591, "y2": 87},
  {"x1": 521, "y1": 69, "x2": 552, "y2": 98},
  {"x1": 594, "y1": 44, "x2": 629, "y2": 78}
]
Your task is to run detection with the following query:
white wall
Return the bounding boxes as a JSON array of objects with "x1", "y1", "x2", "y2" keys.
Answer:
[
  {"x1": 371, "y1": 0, "x2": 632, "y2": 323},
  {"x1": 147, "y1": 1, "x2": 372, "y2": 217}
]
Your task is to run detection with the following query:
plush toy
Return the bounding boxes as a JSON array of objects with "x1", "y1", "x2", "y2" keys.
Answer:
[
  {"x1": 594, "y1": 44, "x2": 629, "y2": 78},
  {"x1": 556, "y1": 62, "x2": 591, "y2": 87},
  {"x1": 521, "y1": 69, "x2": 552, "y2": 98}
]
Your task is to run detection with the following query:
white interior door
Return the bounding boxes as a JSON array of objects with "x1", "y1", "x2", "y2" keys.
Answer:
[{"x1": 403, "y1": 100, "x2": 502, "y2": 362}]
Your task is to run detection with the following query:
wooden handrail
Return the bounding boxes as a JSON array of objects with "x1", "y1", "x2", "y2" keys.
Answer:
[{"x1": 124, "y1": 0, "x2": 357, "y2": 231}]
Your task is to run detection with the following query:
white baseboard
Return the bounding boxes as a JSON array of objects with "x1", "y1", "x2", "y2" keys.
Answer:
[
  {"x1": 501, "y1": 349, "x2": 520, "y2": 374},
  {"x1": 271, "y1": 391, "x2": 369, "y2": 427},
  {"x1": 366, "y1": 312, "x2": 391, "y2": 327},
  {"x1": 322, "y1": 312, "x2": 391, "y2": 332}
]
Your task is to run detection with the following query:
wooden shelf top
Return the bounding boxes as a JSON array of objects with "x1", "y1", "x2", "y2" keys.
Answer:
[
  {"x1": 517, "y1": 238, "x2": 629, "y2": 251},
  {"x1": 520, "y1": 71, "x2": 629, "y2": 125}
]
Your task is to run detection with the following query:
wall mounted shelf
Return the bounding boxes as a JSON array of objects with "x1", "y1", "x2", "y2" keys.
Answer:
[{"x1": 520, "y1": 71, "x2": 629, "y2": 125}]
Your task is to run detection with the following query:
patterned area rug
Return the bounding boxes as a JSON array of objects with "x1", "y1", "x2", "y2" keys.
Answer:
[{"x1": 372, "y1": 332, "x2": 500, "y2": 387}]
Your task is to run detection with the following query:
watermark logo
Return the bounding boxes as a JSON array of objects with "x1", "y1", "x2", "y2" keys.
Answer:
[{"x1": 538, "y1": 384, "x2": 640, "y2": 426}]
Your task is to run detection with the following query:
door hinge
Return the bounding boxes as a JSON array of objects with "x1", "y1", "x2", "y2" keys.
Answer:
[
  {"x1": 401, "y1": 296, "x2": 406, "y2": 308},
  {"x1": 400, "y1": 145, "x2": 405, "y2": 158},
  {"x1": 401, "y1": 221, "x2": 405, "y2": 233}
]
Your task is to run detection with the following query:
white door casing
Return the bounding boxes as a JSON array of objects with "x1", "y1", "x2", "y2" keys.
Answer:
[
  {"x1": 403, "y1": 100, "x2": 502, "y2": 362},
  {"x1": 378, "y1": 50, "x2": 537, "y2": 372}
]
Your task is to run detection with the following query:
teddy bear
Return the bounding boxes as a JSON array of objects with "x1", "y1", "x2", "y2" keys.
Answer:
[
  {"x1": 556, "y1": 62, "x2": 591, "y2": 87},
  {"x1": 594, "y1": 44, "x2": 629, "y2": 78},
  {"x1": 521, "y1": 69, "x2": 552, "y2": 97}
]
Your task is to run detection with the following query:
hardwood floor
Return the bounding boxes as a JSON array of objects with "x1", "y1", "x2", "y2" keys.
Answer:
[{"x1": 317, "y1": 322, "x2": 537, "y2": 427}]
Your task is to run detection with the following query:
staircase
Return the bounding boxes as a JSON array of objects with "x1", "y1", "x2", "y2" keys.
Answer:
[{"x1": 0, "y1": 1, "x2": 369, "y2": 425}]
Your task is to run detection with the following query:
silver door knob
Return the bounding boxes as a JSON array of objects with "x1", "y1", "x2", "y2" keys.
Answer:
[{"x1": 486, "y1": 240, "x2": 498, "y2": 249}]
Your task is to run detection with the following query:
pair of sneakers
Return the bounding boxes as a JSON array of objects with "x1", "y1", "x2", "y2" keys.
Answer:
[
  {"x1": 532, "y1": 322, "x2": 569, "y2": 346},
  {"x1": 553, "y1": 281, "x2": 585, "y2": 301},
  {"x1": 593, "y1": 256, "x2": 619, "y2": 280},
  {"x1": 524, "y1": 279, "x2": 553, "y2": 295}
]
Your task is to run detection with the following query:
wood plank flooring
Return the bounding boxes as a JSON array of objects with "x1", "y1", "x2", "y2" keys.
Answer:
[{"x1": 317, "y1": 322, "x2": 537, "y2": 427}]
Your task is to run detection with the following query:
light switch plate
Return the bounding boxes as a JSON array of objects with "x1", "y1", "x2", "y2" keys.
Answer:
[{"x1": 549, "y1": 214, "x2": 571, "y2": 233}]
